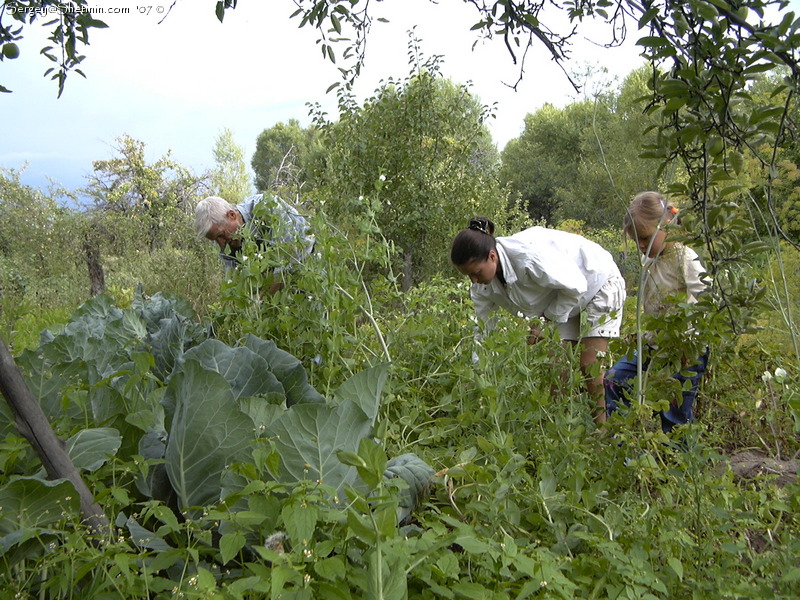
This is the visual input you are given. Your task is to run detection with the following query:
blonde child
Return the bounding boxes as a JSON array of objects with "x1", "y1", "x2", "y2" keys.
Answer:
[{"x1": 604, "y1": 191, "x2": 708, "y2": 433}]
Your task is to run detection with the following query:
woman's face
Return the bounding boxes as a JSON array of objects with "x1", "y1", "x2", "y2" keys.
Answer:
[
  {"x1": 456, "y1": 250, "x2": 498, "y2": 284},
  {"x1": 631, "y1": 225, "x2": 667, "y2": 258}
]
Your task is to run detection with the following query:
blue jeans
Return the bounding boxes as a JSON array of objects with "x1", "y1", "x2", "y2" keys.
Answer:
[{"x1": 604, "y1": 348, "x2": 709, "y2": 433}]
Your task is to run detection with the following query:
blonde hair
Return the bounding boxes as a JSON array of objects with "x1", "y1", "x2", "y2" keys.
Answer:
[{"x1": 624, "y1": 191, "x2": 678, "y2": 240}]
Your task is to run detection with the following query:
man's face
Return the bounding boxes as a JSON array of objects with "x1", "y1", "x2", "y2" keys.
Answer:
[{"x1": 206, "y1": 209, "x2": 242, "y2": 250}]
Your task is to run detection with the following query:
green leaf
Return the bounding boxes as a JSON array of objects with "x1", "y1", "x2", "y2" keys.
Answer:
[
  {"x1": 452, "y1": 582, "x2": 492, "y2": 599},
  {"x1": 347, "y1": 509, "x2": 377, "y2": 544},
  {"x1": 66, "y1": 427, "x2": 121, "y2": 472},
  {"x1": 384, "y1": 453, "x2": 435, "y2": 522},
  {"x1": 637, "y1": 36, "x2": 673, "y2": 48},
  {"x1": 331, "y1": 14, "x2": 342, "y2": 34},
  {"x1": 266, "y1": 399, "x2": 372, "y2": 492},
  {"x1": 281, "y1": 502, "x2": 318, "y2": 546},
  {"x1": 245, "y1": 334, "x2": 326, "y2": 406},
  {"x1": 220, "y1": 531, "x2": 246, "y2": 564},
  {"x1": 165, "y1": 362, "x2": 256, "y2": 510},
  {"x1": 119, "y1": 515, "x2": 172, "y2": 551},
  {"x1": 0, "y1": 477, "x2": 80, "y2": 540},
  {"x1": 332, "y1": 362, "x2": 390, "y2": 423},
  {"x1": 356, "y1": 437, "x2": 386, "y2": 489},
  {"x1": 367, "y1": 550, "x2": 407, "y2": 600},
  {"x1": 668, "y1": 556, "x2": 683, "y2": 581},
  {"x1": 314, "y1": 556, "x2": 346, "y2": 581},
  {"x1": 182, "y1": 339, "x2": 285, "y2": 402}
]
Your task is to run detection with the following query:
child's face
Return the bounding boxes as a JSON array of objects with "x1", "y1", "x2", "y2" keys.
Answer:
[{"x1": 631, "y1": 225, "x2": 667, "y2": 258}]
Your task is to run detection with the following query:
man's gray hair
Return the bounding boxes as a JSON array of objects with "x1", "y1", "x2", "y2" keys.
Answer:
[{"x1": 194, "y1": 196, "x2": 235, "y2": 239}]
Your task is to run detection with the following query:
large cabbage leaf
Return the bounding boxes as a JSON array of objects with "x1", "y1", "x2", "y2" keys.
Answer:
[
  {"x1": 265, "y1": 363, "x2": 390, "y2": 493},
  {"x1": 181, "y1": 340, "x2": 285, "y2": 401},
  {"x1": 0, "y1": 477, "x2": 80, "y2": 541},
  {"x1": 332, "y1": 362, "x2": 389, "y2": 424},
  {"x1": 244, "y1": 334, "x2": 325, "y2": 406},
  {"x1": 133, "y1": 289, "x2": 206, "y2": 379},
  {"x1": 165, "y1": 361, "x2": 256, "y2": 510},
  {"x1": 265, "y1": 400, "x2": 370, "y2": 493},
  {"x1": 66, "y1": 427, "x2": 122, "y2": 472}
]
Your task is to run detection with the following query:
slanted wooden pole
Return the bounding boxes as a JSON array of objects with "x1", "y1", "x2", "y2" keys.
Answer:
[{"x1": 0, "y1": 338, "x2": 110, "y2": 536}]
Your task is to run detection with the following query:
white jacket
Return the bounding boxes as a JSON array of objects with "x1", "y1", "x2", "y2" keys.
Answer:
[{"x1": 470, "y1": 226, "x2": 621, "y2": 326}]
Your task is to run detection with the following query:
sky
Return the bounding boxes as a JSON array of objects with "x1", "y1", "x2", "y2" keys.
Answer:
[{"x1": 2, "y1": 0, "x2": 650, "y2": 198}]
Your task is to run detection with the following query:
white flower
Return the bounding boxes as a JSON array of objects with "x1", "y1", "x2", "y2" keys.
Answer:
[
  {"x1": 762, "y1": 370, "x2": 773, "y2": 383},
  {"x1": 774, "y1": 368, "x2": 788, "y2": 383},
  {"x1": 379, "y1": 174, "x2": 386, "y2": 181}
]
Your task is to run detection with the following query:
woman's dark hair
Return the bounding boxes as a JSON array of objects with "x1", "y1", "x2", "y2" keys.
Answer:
[{"x1": 450, "y1": 217, "x2": 497, "y2": 266}]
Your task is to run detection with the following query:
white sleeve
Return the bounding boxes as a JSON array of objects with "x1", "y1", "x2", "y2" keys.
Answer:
[{"x1": 683, "y1": 248, "x2": 707, "y2": 302}]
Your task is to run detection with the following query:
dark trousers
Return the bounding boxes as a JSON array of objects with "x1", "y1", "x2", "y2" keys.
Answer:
[{"x1": 604, "y1": 348, "x2": 709, "y2": 433}]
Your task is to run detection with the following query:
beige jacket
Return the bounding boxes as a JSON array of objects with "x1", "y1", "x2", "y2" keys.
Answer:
[{"x1": 640, "y1": 243, "x2": 706, "y2": 315}]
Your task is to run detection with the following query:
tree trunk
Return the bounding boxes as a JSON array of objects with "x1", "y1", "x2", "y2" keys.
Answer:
[
  {"x1": 83, "y1": 235, "x2": 106, "y2": 297},
  {"x1": 0, "y1": 338, "x2": 110, "y2": 536},
  {"x1": 401, "y1": 248, "x2": 414, "y2": 292}
]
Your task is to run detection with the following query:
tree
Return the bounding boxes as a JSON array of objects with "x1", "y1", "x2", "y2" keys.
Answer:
[
  {"x1": 0, "y1": 167, "x2": 90, "y2": 334},
  {"x1": 83, "y1": 134, "x2": 205, "y2": 254},
  {"x1": 500, "y1": 66, "x2": 661, "y2": 228},
  {"x1": 500, "y1": 103, "x2": 584, "y2": 224},
  {"x1": 209, "y1": 127, "x2": 252, "y2": 203},
  {"x1": 315, "y1": 41, "x2": 511, "y2": 288},
  {"x1": 251, "y1": 119, "x2": 323, "y2": 195}
]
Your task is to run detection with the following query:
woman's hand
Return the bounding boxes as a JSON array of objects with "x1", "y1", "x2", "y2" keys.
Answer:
[{"x1": 527, "y1": 320, "x2": 544, "y2": 345}]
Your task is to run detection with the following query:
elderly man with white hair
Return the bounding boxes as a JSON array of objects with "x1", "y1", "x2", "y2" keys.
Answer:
[{"x1": 195, "y1": 193, "x2": 315, "y2": 294}]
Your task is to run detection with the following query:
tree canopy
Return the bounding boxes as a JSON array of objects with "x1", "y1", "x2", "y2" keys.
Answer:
[{"x1": 312, "y1": 41, "x2": 514, "y2": 288}]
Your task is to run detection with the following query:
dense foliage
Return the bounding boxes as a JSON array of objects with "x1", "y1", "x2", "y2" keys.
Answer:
[
  {"x1": 0, "y1": 220, "x2": 798, "y2": 598},
  {"x1": 2, "y1": 0, "x2": 800, "y2": 597}
]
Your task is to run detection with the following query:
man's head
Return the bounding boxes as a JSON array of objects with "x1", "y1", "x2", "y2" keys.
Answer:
[{"x1": 195, "y1": 196, "x2": 244, "y2": 249}]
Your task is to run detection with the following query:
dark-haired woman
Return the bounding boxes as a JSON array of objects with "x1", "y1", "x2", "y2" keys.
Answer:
[{"x1": 451, "y1": 218, "x2": 626, "y2": 423}]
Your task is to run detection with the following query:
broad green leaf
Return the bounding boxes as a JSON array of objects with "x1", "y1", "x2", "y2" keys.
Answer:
[
  {"x1": 0, "y1": 477, "x2": 79, "y2": 540},
  {"x1": 314, "y1": 556, "x2": 346, "y2": 581},
  {"x1": 384, "y1": 453, "x2": 435, "y2": 522},
  {"x1": 119, "y1": 515, "x2": 172, "y2": 551},
  {"x1": 266, "y1": 400, "x2": 372, "y2": 493},
  {"x1": 452, "y1": 582, "x2": 492, "y2": 599},
  {"x1": 134, "y1": 290, "x2": 206, "y2": 379},
  {"x1": 66, "y1": 427, "x2": 121, "y2": 472},
  {"x1": 367, "y1": 550, "x2": 407, "y2": 600},
  {"x1": 637, "y1": 36, "x2": 673, "y2": 48},
  {"x1": 244, "y1": 334, "x2": 325, "y2": 406},
  {"x1": 240, "y1": 397, "x2": 286, "y2": 433},
  {"x1": 90, "y1": 385, "x2": 128, "y2": 428},
  {"x1": 332, "y1": 362, "x2": 390, "y2": 423},
  {"x1": 165, "y1": 362, "x2": 256, "y2": 510},
  {"x1": 668, "y1": 556, "x2": 683, "y2": 580},
  {"x1": 182, "y1": 339, "x2": 284, "y2": 401},
  {"x1": 281, "y1": 502, "x2": 318, "y2": 546}
]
